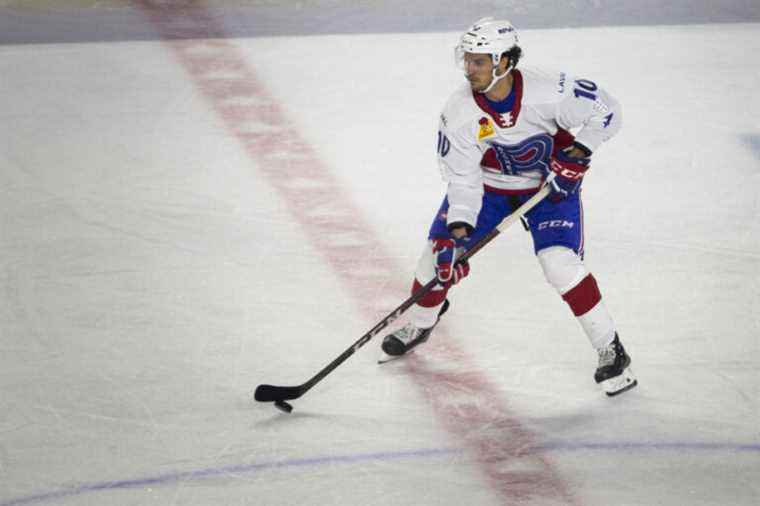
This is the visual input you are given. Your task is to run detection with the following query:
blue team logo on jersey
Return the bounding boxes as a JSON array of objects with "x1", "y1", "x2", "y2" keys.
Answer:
[{"x1": 486, "y1": 134, "x2": 553, "y2": 175}]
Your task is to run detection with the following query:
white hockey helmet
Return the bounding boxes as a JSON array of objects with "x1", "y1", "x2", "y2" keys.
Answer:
[
  {"x1": 455, "y1": 17, "x2": 521, "y2": 93},
  {"x1": 456, "y1": 17, "x2": 520, "y2": 66}
]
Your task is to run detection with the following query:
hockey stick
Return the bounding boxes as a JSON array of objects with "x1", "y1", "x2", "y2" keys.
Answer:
[{"x1": 255, "y1": 184, "x2": 551, "y2": 411}]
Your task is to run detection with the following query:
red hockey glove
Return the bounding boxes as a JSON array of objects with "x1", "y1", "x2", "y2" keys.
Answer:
[
  {"x1": 545, "y1": 149, "x2": 590, "y2": 202},
  {"x1": 433, "y1": 238, "x2": 470, "y2": 287}
]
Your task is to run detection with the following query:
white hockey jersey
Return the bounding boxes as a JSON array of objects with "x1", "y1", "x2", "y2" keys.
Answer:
[{"x1": 437, "y1": 67, "x2": 622, "y2": 227}]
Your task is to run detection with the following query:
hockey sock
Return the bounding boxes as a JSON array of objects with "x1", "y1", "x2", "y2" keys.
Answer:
[
  {"x1": 409, "y1": 279, "x2": 447, "y2": 328},
  {"x1": 562, "y1": 275, "x2": 615, "y2": 349},
  {"x1": 538, "y1": 246, "x2": 616, "y2": 349}
]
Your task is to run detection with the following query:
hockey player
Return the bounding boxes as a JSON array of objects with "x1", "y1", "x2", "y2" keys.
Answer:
[{"x1": 380, "y1": 17, "x2": 637, "y2": 396}]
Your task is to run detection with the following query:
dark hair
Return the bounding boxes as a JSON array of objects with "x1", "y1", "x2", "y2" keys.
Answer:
[{"x1": 503, "y1": 46, "x2": 522, "y2": 68}]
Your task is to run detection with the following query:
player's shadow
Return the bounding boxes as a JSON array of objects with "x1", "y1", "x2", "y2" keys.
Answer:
[{"x1": 398, "y1": 344, "x2": 602, "y2": 442}]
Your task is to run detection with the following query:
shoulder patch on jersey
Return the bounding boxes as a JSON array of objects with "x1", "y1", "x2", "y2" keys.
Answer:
[{"x1": 477, "y1": 117, "x2": 495, "y2": 141}]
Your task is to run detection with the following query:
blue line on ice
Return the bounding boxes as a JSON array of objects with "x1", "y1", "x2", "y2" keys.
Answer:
[
  {"x1": 2, "y1": 442, "x2": 758, "y2": 505},
  {"x1": 543, "y1": 442, "x2": 760, "y2": 452},
  {"x1": 0, "y1": 447, "x2": 462, "y2": 506}
]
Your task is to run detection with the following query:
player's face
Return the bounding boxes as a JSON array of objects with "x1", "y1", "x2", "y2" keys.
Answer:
[{"x1": 463, "y1": 53, "x2": 494, "y2": 91}]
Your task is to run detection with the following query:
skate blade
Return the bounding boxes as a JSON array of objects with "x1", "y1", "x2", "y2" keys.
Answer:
[
  {"x1": 377, "y1": 349, "x2": 414, "y2": 364},
  {"x1": 600, "y1": 368, "x2": 638, "y2": 396}
]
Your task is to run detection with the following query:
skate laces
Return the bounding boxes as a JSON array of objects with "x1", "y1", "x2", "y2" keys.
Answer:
[
  {"x1": 597, "y1": 343, "x2": 617, "y2": 367},
  {"x1": 396, "y1": 322, "x2": 424, "y2": 344}
]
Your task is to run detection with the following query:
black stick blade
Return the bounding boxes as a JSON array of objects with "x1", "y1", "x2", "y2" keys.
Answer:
[{"x1": 254, "y1": 384, "x2": 302, "y2": 402}]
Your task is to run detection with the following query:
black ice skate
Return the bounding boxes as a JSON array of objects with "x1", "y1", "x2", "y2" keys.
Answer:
[
  {"x1": 595, "y1": 334, "x2": 638, "y2": 396},
  {"x1": 378, "y1": 300, "x2": 450, "y2": 364}
]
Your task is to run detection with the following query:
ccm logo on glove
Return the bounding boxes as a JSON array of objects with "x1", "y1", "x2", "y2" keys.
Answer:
[
  {"x1": 550, "y1": 157, "x2": 586, "y2": 180},
  {"x1": 544, "y1": 148, "x2": 591, "y2": 201}
]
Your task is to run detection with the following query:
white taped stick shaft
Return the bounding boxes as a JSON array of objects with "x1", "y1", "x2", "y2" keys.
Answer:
[{"x1": 495, "y1": 185, "x2": 551, "y2": 232}]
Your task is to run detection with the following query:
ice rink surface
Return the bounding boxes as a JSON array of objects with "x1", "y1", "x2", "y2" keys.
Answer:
[{"x1": 1, "y1": 2, "x2": 759, "y2": 506}]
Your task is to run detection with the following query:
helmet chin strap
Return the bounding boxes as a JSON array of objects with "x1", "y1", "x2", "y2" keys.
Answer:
[{"x1": 479, "y1": 63, "x2": 513, "y2": 94}]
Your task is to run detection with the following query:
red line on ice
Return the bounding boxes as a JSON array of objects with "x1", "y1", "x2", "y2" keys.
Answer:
[{"x1": 134, "y1": 2, "x2": 579, "y2": 504}]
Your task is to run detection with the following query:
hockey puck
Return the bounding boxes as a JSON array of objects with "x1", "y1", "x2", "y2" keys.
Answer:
[{"x1": 274, "y1": 400, "x2": 293, "y2": 413}]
